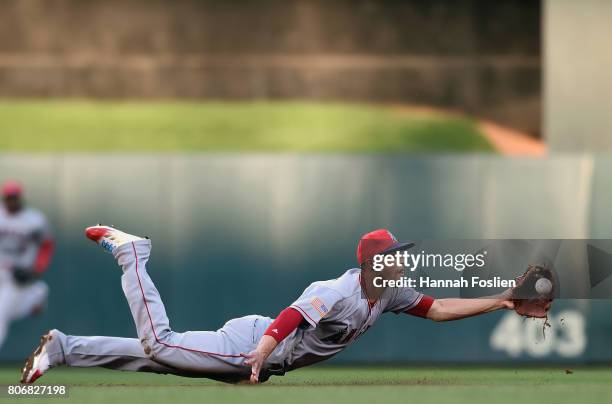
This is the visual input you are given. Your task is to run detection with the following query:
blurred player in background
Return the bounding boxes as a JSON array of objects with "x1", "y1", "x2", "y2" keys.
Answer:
[{"x1": 0, "y1": 181, "x2": 54, "y2": 352}]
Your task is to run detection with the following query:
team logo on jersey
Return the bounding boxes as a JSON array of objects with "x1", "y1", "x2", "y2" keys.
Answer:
[{"x1": 310, "y1": 297, "x2": 329, "y2": 317}]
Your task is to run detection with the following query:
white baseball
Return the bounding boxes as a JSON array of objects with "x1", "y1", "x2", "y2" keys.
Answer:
[{"x1": 535, "y1": 278, "x2": 552, "y2": 295}]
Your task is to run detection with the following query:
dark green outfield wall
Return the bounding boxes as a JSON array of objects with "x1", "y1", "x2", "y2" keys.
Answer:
[{"x1": 1, "y1": 155, "x2": 610, "y2": 363}]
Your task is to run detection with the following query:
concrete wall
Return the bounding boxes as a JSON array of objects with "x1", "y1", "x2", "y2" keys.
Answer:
[
  {"x1": 545, "y1": 0, "x2": 612, "y2": 151},
  {"x1": 0, "y1": 0, "x2": 541, "y2": 135}
]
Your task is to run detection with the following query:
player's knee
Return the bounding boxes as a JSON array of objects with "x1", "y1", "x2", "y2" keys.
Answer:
[
  {"x1": 140, "y1": 339, "x2": 156, "y2": 358},
  {"x1": 140, "y1": 338, "x2": 165, "y2": 358},
  {"x1": 141, "y1": 331, "x2": 172, "y2": 358}
]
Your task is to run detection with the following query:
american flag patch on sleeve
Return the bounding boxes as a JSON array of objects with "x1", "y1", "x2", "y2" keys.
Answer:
[{"x1": 310, "y1": 297, "x2": 329, "y2": 317}]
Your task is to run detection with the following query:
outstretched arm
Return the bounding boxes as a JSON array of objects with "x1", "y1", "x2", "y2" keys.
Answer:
[
  {"x1": 404, "y1": 291, "x2": 514, "y2": 322},
  {"x1": 425, "y1": 296, "x2": 514, "y2": 322}
]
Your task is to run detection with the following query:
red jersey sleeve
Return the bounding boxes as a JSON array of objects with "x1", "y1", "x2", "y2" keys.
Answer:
[
  {"x1": 263, "y1": 307, "x2": 305, "y2": 343},
  {"x1": 34, "y1": 238, "x2": 54, "y2": 274},
  {"x1": 405, "y1": 295, "x2": 435, "y2": 318}
]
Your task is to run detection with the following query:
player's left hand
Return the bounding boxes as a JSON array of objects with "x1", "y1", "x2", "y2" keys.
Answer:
[{"x1": 241, "y1": 349, "x2": 265, "y2": 383}]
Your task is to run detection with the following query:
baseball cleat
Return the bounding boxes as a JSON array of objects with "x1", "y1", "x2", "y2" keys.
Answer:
[
  {"x1": 20, "y1": 330, "x2": 56, "y2": 384},
  {"x1": 85, "y1": 225, "x2": 144, "y2": 253}
]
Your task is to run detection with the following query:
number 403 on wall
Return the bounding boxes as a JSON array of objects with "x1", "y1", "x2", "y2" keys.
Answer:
[{"x1": 490, "y1": 310, "x2": 586, "y2": 358}]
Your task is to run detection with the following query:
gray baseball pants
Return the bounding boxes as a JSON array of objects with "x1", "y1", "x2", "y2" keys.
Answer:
[{"x1": 46, "y1": 239, "x2": 275, "y2": 383}]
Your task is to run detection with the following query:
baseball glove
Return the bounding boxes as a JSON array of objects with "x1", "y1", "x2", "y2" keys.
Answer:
[{"x1": 511, "y1": 264, "x2": 555, "y2": 318}]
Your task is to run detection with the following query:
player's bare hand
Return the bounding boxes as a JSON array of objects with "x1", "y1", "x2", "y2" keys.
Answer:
[{"x1": 241, "y1": 350, "x2": 264, "y2": 383}]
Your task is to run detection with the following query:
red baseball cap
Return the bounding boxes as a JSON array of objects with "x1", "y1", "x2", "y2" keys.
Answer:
[
  {"x1": 2, "y1": 180, "x2": 23, "y2": 197},
  {"x1": 356, "y1": 229, "x2": 415, "y2": 265}
]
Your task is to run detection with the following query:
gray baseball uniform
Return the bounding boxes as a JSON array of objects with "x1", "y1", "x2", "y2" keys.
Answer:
[
  {"x1": 46, "y1": 239, "x2": 424, "y2": 382},
  {"x1": 0, "y1": 206, "x2": 52, "y2": 351},
  {"x1": 0, "y1": 206, "x2": 52, "y2": 271},
  {"x1": 272, "y1": 268, "x2": 423, "y2": 374}
]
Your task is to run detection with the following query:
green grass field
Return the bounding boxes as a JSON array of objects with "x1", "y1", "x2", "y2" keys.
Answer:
[
  {"x1": 1, "y1": 366, "x2": 610, "y2": 404},
  {"x1": 0, "y1": 101, "x2": 493, "y2": 152}
]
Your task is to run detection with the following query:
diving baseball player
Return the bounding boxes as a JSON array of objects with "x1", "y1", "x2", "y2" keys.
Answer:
[
  {"x1": 21, "y1": 225, "x2": 520, "y2": 384},
  {"x1": 0, "y1": 181, "x2": 54, "y2": 352}
]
